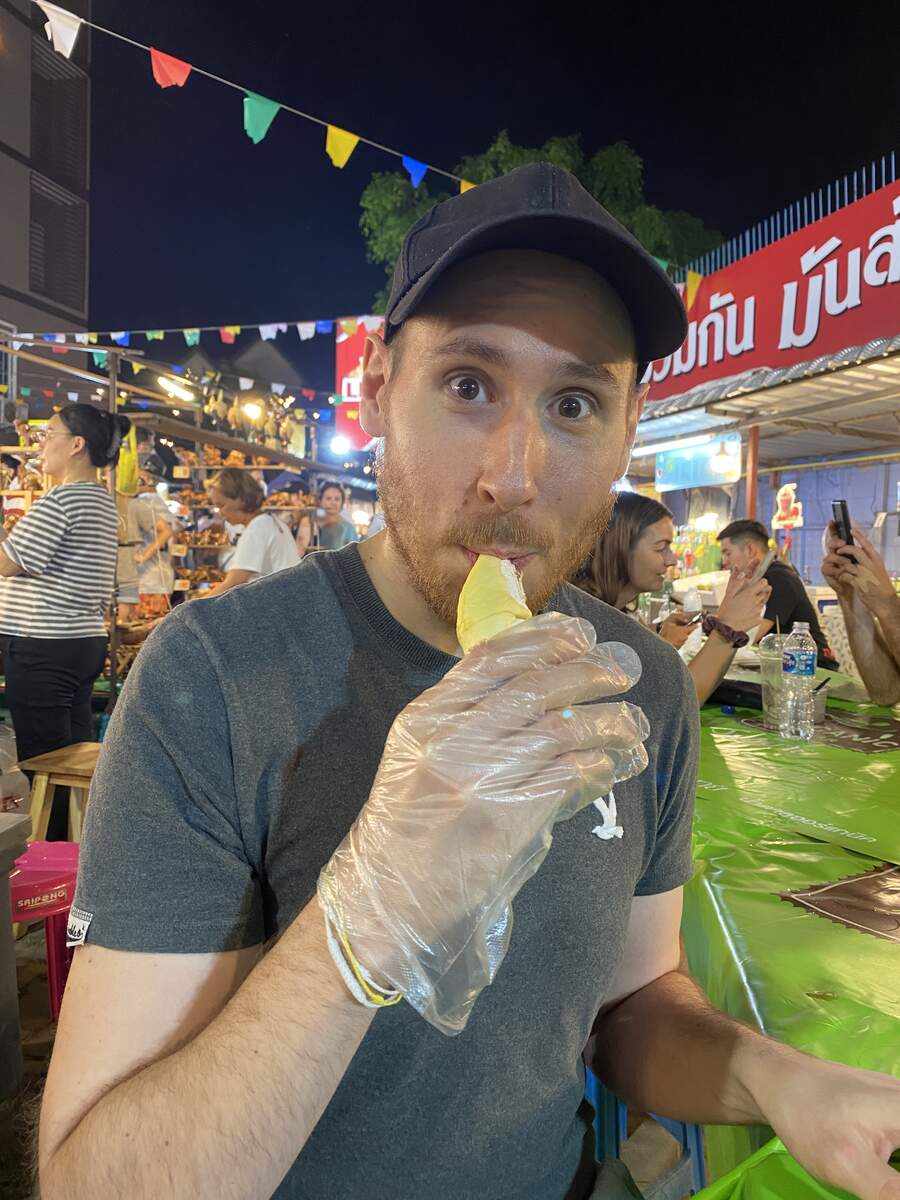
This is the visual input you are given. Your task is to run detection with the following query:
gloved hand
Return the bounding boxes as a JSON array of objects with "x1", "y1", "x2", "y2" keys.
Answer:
[{"x1": 318, "y1": 612, "x2": 650, "y2": 1035}]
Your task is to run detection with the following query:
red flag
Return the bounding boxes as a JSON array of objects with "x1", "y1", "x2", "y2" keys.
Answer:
[
  {"x1": 150, "y1": 47, "x2": 192, "y2": 89},
  {"x1": 51, "y1": 345, "x2": 69, "y2": 354},
  {"x1": 219, "y1": 327, "x2": 236, "y2": 344},
  {"x1": 301, "y1": 388, "x2": 316, "y2": 400},
  {"x1": 43, "y1": 389, "x2": 54, "y2": 398}
]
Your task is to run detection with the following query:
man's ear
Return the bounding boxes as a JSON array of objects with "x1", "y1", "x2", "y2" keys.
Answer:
[
  {"x1": 359, "y1": 335, "x2": 393, "y2": 438},
  {"x1": 614, "y1": 381, "x2": 648, "y2": 482}
]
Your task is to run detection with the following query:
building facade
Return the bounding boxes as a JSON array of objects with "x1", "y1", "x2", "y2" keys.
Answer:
[{"x1": 0, "y1": 0, "x2": 90, "y2": 413}]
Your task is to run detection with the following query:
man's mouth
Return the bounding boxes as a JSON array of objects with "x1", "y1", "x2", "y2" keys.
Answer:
[{"x1": 460, "y1": 546, "x2": 538, "y2": 571}]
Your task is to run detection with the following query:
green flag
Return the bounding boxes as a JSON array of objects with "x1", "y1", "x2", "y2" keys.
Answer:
[{"x1": 243, "y1": 92, "x2": 280, "y2": 145}]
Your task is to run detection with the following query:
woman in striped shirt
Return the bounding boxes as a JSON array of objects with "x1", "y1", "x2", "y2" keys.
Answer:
[{"x1": 0, "y1": 404, "x2": 129, "y2": 837}]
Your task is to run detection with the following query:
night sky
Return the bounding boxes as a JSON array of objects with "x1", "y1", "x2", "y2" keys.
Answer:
[{"x1": 89, "y1": 0, "x2": 897, "y2": 390}]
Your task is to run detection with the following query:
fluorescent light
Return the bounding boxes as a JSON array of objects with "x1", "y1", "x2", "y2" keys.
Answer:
[
  {"x1": 242, "y1": 402, "x2": 262, "y2": 421},
  {"x1": 630, "y1": 434, "x2": 714, "y2": 459},
  {"x1": 157, "y1": 375, "x2": 193, "y2": 403},
  {"x1": 331, "y1": 435, "x2": 350, "y2": 455}
]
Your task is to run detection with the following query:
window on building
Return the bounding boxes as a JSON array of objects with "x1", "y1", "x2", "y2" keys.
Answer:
[
  {"x1": 30, "y1": 35, "x2": 89, "y2": 196},
  {"x1": 29, "y1": 172, "x2": 87, "y2": 313}
]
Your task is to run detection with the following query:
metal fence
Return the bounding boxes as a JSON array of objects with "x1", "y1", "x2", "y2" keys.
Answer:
[{"x1": 672, "y1": 151, "x2": 897, "y2": 282}]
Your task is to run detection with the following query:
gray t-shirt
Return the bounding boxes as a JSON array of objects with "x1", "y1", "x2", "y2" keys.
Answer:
[{"x1": 74, "y1": 544, "x2": 698, "y2": 1200}]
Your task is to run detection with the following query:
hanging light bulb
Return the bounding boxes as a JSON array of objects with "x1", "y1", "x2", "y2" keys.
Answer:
[{"x1": 711, "y1": 440, "x2": 733, "y2": 473}]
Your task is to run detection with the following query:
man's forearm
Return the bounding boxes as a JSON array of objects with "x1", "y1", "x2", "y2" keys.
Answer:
[
  {"x1": 588, "y1": 968, "x2": 796, "y2": 1126},
  {"x1": 41, "y1": 897, "x2": 375, "y2": 1200},
  {"x1": 840, "y1": 594, "x2": 900, "y2": 705}
]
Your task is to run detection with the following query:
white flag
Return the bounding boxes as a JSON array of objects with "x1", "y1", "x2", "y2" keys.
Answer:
[
  {"x1": 362, "y1": 315, "x2": 384, "y2": 332},
  {"x1": 239, "y1": 377, "x2": 254, "y2": 391},
  {"x1": 259, "y1": 324, "x2": 278, "y2": 341},
  {"x1": 67, "y1": 391, "x2": 78, "y2": 401},
  {"x1": 297, "y1": 322, "x2": 316, "y2": 341},
  {"x1": 36, "y1": 1, "x2": 83, "y2": 58},
  {"x1": 271, "y1": 383, "x2": 286, "y2": 395},
  {"x1": 74, "y1": 333, "x2": 89, "y2": 345}
]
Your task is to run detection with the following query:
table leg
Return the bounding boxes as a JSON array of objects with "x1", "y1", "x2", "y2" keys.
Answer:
[{"x1": 68, "y1": 788, "x2": 85, "y2": 842}]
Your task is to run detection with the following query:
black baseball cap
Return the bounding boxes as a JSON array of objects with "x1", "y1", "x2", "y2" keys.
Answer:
[{"x1": 384, "y1": 162, "x2": 687, "y2": 365}]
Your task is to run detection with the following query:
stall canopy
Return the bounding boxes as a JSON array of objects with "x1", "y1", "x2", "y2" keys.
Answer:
[{"x1": 633, "y1": 334, "x2": 900, "y2": 468}]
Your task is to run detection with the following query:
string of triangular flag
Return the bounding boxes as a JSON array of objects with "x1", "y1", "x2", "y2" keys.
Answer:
[
  {"x1": 16, "y1": 314, "x2": 383, "y2": 350},
  {"x1": 32, "y1": 2, "x2": 476, "y2": 193}
]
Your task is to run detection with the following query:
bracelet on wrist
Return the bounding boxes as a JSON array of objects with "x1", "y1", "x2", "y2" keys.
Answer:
[{"x1": 702, "y1": 614, "x2": 750, "y2": 649}]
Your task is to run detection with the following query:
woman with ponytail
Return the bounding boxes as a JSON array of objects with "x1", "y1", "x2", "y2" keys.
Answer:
[{"x1": 0, "y1": 404, "x2": 129, "y2": 837}]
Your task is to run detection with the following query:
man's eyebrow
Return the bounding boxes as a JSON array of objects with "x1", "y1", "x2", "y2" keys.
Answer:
[{"x1": 430, "y1": 337, "x2": 625, "y2": 388}]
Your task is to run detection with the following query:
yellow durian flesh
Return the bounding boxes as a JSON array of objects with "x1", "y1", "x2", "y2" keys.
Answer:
[{"x1": 456, "y1": 554, "x2": 532, "y2": 653}]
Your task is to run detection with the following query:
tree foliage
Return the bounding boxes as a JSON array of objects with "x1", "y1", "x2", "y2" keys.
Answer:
[{"x1": 359, "y1": 131, "x2": 722, "y2": 310}]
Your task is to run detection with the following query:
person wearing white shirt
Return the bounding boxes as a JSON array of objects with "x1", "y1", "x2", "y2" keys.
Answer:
[{"x1": 196, "y1": 468, "x2": 299, "y2": 599}]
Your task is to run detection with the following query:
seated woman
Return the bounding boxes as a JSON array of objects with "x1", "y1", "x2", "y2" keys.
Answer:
[{"x1": 574, "y1": 493, "x2": 770, "y2": 705}]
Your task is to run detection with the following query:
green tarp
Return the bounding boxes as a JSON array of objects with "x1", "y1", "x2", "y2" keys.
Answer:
[
  {"x1": 684, "y1": 705, "x2": 900, "y2": 1180},
  {"x1": 695, "y1": 1139, "x2": 895, "y2": 1200}
]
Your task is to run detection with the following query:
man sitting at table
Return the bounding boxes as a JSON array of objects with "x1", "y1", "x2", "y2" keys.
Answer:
[
  {"x1": 823, "y1": 521, "x2": 900, "y2": 705},
  {"x1": 718, "y1": 519, "x2": 837, "y2": 666}
]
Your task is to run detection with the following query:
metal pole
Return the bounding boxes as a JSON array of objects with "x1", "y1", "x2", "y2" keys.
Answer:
[{"x1": 745, "y1": 425, "x2": 760, "y2": 520}]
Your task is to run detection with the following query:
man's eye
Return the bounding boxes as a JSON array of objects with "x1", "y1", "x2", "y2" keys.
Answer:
[
  {"x1": 555, "y1": 394, "x2": 594, "y2": 420},
  {"x1": 449, "y1": 376, "x2": 488, "y2": 403}
]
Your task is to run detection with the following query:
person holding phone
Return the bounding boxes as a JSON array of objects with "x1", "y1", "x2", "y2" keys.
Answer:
[
  {"x1": 717, "y1": 519, "x2": 837, "y2": 667},
  {"x1": 575, "y1": 493, "x2": 771, "y2": 703},
  {"x1": 822, "y1": 517, "x2": 900, "y2": 705}
]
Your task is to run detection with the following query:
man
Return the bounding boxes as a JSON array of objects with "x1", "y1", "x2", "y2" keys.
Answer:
[
  {"x1": 823, "y1": 520, "x2": 900, "y2": 704},
  {"x1": 718, "y1": 519, "x2": 835, "y2": 664},
  {"x1": 40, "y1": 166, "x2": 899, "y2": 1200}
]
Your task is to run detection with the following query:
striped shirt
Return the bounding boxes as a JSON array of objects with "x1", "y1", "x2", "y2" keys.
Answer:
[{"x1": 0, "y1": 482, "x2": 119, "y2": 639}]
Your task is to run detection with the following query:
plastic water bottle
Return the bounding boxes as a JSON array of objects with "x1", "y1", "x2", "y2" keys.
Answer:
[{"x1": 779, "y1": 622, "x2": 816, "y2": 741}]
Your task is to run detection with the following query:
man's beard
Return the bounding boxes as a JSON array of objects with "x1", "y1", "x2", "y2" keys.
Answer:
[{"x1": 375, "y1": 436, "x2": 617, "y2": 627}]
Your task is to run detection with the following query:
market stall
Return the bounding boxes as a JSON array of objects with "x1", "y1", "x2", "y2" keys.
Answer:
[{"x1": 684, "y1": 701, "x2": 900, "y2": 1180}]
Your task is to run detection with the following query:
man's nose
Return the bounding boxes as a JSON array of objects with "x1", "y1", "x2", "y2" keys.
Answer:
[{"x1": 475, "y1": 407, "x2": 544, "y2": 513}]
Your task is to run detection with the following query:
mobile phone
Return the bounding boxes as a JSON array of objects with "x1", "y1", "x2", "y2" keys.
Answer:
[
  {"x1": 831, "y1": 499, "x2": 854, "y2": 546},
  {"x1": 687, "y1": 612, "x2": 704, "y2": 626},
  {"x1": 750, "y1": 548, "x2": 777, "y2": 584}
]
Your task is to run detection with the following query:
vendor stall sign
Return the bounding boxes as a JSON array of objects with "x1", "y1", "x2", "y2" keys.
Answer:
[
  {"x1": 771, "y1": 482, "x2": 803, "y2": 530},
  {"x1": 655, "y1": 432, "x2": 742, "y2": 492},
  {"x1": 334, "y1": 321, "x2": 379, "y2": 453},
  {"x1": 646, "y1": 182, "x2": 900, "y2": 402}
]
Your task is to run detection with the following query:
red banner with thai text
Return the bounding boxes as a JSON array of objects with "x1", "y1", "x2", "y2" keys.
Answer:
[
  {"x1": 334, "y1": 319, "x2": 383, "y2": 451},
  {"x1": 646, "y1": 183, "x2": 899, "y2": 403}
]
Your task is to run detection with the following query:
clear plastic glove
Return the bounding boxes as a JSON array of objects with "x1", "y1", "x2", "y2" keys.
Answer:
[{"x1": 318, "y1": 612, "x2": 650, "y2": 1035}]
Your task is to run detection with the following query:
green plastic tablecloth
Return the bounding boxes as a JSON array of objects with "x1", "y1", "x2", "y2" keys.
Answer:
[
  {"x1": 695, "y1": 705, "x2": 900, "y2": 865},
  {"x1": 694, "y1": 1139, "x2": 896, "y2": 1200},
  {"x1": 684, "y1": 706, "x2": 900, "y2": 1181}
]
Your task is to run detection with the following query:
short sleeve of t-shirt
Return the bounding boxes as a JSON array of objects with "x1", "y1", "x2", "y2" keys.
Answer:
[
  {"x1": 634, "y1": 658, "x2": 698, "y2": 897},
  {"x1": 4, "y1": 493, "x2": 68, "y2": 575},
  {"x1": 764, "y1": 566, "x2": 800, "y2": 631},
  {"x1": 229, "y1": 515, "x2": 271, "y2": 576},
  {"x1": 72, "y1": 609, "x2": 264, "y2": 952}
]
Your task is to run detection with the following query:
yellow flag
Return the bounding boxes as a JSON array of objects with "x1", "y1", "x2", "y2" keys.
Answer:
[
  {"x1": 88, "y1": 332, "x2": 98, "y2": 344},
  {"x1": 131, "y1": 361, "x2": 144, "y2": 375},
  {"x1": 326, "y1": 125, "x2": 360, "y2": 169},
  {"x1": 116, "y1": 427, "x2": 139, "y2": 496},
  {"x1": 339, "y1": 318, "x2": 359, "y2": 336},
  {"x1": 460, "y1": 180, "x2": 476, "y2": 193},
  {"x1": 685, "y1": 270, "x2": 703, "y2": 311}
]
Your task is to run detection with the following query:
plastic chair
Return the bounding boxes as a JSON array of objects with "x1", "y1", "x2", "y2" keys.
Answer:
[
  {"x1": 585, "y1": 1067, "x2": 707, "y2": 1197},
  {"x1": 9, "y1": 841, "x2": 79, "y2": 1021}
]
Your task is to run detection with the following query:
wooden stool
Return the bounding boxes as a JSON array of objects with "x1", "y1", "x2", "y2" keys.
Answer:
[{"x1": 18, "y1": 743, "x2": 101, "y2": 843}]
